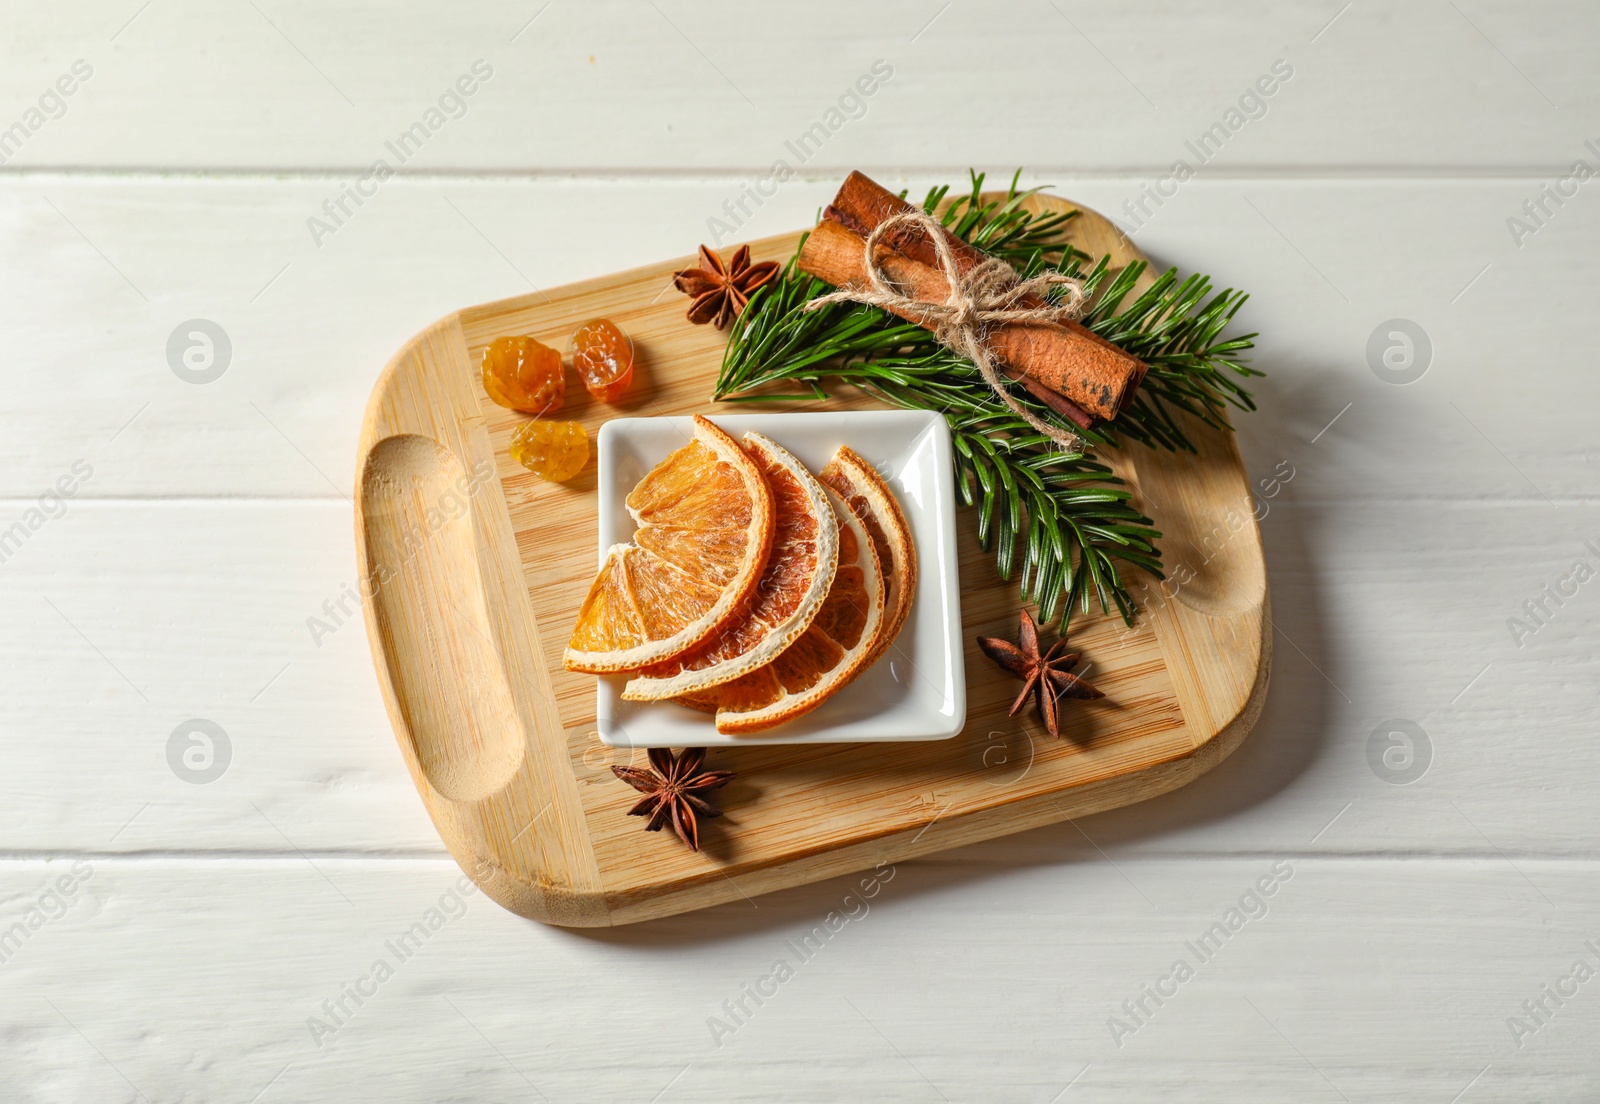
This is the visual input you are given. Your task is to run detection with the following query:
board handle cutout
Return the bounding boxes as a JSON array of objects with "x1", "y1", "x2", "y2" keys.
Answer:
[{"x1": 360, "y1": 434, "x2": 525, "y2": 803}]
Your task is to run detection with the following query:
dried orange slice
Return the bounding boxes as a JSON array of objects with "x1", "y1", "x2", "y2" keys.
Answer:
[
  {"x1": 684, "y1": 487, "x2": 887, "y2": 733},
  {"x1": 563, "y1": 416, "x2": 773, "y2": 673},
  {"x1": 623, "y1": 432, "x2": 839, "y2": 700},
  {"x1": 819, "y1": 445, "x2": 916, "y2": 666}
]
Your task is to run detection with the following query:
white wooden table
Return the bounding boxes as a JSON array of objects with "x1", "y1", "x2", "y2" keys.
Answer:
[{"x1": 3, "y1": 2, "x2": 1596, "y2": 1099}]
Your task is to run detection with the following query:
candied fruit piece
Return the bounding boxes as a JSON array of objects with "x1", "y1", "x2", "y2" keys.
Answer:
[
  {"x1": 571, "y1": 318, "x2": 634, "y2": 401},
  {"x1": 510, "y1": 419, "x2": 588, "y2": 482},
  {"x1": 482, "y1": 335, "x2": 564, "y2": 414}
]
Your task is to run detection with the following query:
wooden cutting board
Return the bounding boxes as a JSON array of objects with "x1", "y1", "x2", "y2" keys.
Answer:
[{"x1": 354, "y1": 194, "x2": 1270, "y2": 927}]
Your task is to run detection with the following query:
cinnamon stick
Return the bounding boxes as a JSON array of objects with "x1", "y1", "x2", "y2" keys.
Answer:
[
  {"x1": 797, "y1": 218, "x2": 1141, "y2": 422},
  {"x1": 824, "y1": 171, "x2": 1148, "y2": 419}
]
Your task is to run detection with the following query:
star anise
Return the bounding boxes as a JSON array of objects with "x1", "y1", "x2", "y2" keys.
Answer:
[
  {"x1": 977, "y1": 609, "x2": 1103, "y2": 739},
  {"x1": 611, "y1": 747, "x2": 735, "y2": 851},
  {"x1": 672, "y1": 244, "x2": 779, "y2": 329}
]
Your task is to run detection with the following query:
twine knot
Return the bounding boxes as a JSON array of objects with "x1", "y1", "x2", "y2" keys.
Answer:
[{"x1": 803, "y1": 208, "x2": 1090, "y2": 449}]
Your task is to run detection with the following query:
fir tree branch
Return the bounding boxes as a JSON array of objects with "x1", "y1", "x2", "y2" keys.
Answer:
[{"x1": 710, "y1": 170, "x2": 1262, "y2": 625}]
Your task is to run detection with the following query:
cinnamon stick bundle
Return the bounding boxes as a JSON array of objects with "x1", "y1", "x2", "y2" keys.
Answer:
[{"x1": 801, "y1": 171, "x2": 1148, "y2": 424}]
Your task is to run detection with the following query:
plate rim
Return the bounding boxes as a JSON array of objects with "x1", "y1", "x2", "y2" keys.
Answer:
[{"x1": 593, "y1": 408, "x2": 966, "y2": 747}]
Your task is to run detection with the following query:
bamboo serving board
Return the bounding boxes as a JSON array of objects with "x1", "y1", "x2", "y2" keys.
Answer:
[{"x1": 355, "y1": 194, "x2": 1270, "y2": 927}]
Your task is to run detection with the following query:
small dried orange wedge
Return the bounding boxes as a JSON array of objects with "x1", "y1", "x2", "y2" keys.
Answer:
[
  {"x1": 623, "y1": 432, "x2": 839, "y2": 700},
  {"x1": 819, "y1": 445, "x2": 916, "y2": 666},
  {"x1": 563, "y1": 416, "x2": 773, "y2": 673},
  {"x1": 683, "y1": 485, "x2": 887, "y2": 734}
]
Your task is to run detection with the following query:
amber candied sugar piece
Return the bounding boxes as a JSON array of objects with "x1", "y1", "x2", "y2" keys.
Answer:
[
  {"x1": 571, "y1": 318, "x2": 634, "y2": 401},
  {"x1": 510, "y1": 419, "x2": 588, "y2": 482},
  {"x1": 482, "y1": 335, "x2": 564, "y2": 414}
]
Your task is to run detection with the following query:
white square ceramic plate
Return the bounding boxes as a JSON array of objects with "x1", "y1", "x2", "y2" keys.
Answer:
[{"x1": 594, "y1": 410, "x2": 965, "y2": 747}]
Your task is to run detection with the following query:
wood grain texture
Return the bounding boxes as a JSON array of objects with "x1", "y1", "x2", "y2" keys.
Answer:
[
  {"x1": 355, "y1": 195, "x2": 1269, "y2": 925},
  {"x1": 3, "y1": 175, "x2": 1594, "y2": 502},
  {"x1": 3, "y1": 1, "x2": 1594, "y2": 172},
  {"x1": 10, "y1": 497, "x2": 1595, "y2": 858},
  {"x1": 3, "y1": 857, "x2": 1595, "y2": 1103},
  {"x1": 5, "y1": 2, "x2": 1599, "y2": 1096}
]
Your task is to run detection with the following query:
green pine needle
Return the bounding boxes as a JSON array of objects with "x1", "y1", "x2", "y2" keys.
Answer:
[{"x1": 711, "y1": 170, "x2": 1262, "y2": 626}]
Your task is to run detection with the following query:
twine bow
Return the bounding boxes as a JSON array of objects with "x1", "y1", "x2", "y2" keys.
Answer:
[{"x1": 803, "y1": 208, "x2": 1090, "y2": 450}]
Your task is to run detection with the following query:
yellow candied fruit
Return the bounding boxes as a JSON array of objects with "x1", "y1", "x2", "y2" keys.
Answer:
[
  {"x1": 571, "y1": 318, "x2": 634, "y2": 401},
  {"x1": 482, "y1": 335, "x2": 564, "y2": 415},
  {"x1": 510, "y1": 419, "x2": 589, "y2": 482}
]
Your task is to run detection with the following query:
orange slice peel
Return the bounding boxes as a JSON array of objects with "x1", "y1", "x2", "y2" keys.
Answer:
[{"x1": 819, "y1": 445, "x2": 916, "y2": 668}]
